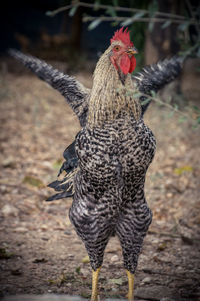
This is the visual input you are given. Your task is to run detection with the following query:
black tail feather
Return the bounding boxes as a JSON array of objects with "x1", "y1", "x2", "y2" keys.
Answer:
[{"x1": 46, "y1": 189, "x2": 73, "y2": 202}]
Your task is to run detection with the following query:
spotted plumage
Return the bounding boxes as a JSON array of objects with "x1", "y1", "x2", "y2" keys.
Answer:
[
  {"x1": 9, "y1": 29, "x2": 183, "y2": 300},
  {"x1": 71, "y1": 115, "x2": 155, "y2": 272}
]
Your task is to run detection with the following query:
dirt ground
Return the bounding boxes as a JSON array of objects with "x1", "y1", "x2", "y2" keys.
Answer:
[{"x1": 0, "y1": 67, "x2": 200, "y2": 301}]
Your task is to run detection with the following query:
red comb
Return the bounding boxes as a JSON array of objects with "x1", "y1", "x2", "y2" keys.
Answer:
[{"x1": 110, "y1": 27, "x2": 133, "y2": 46}]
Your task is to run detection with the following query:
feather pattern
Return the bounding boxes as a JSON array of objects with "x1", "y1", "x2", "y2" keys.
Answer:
[
  {"x1": 9, "y1": 40, "x2": 184, "y2": 297},
  {"x1": 133, "y1": 56, "x2": 183, "y2": 115},
  {"x1": 8, "y1": 49, "x2": 89, "y2": 127},
  {"x1": 9, "y1": 49, "x2": 183, "y2": 204}
]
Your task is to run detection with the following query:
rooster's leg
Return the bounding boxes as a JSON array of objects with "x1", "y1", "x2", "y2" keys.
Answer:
[
  {"x1": 126, "y1": 270, "x2": 134, "y2": 301},
  {"x1": 91, "y1": 266, "x2": 101, "y2": 301}
]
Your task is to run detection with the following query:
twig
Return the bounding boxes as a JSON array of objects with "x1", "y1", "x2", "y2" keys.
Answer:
[
  {"x1": 83, "y1": 16, "x2": 196, "y2": 25},
  {"x1": 0, "y1": 181, "x2": 47, "y2": 198},
  {"x1": 139, "y1": 268, "x2": 200, "y2": 279},
  {"x1": 46, "y1": 4, "x2": 73, "y2": 16},
  {"x1": 47, "y1": 0, "x2": 191, "y2": 23},
  {"x1": 148, "y1": 230, "x2": 180, "y2": 238},
  {"x1": 185, "y1": 0, "x2": 200, "y2": 38},
  {"x1": 141, "y1": 92, "x2": 193, "y2": 121}
]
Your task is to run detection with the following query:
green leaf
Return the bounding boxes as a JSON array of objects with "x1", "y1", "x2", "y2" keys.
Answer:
[
  {"x1": 157, "y1": 242, "x2": 167, "y2": 251},
  {"x1": 106, "y1": 6, "x2": 117, "y2": 17},
  {"x1": 88, "y1": 19, "x2": 102, "y2": 30},
  {"x1": 94, "y1": 0, "x2": 100, "y2": 11},
  {"x1": 173, "y1": 104, "x2": 179, "y2": 111},
  {"x1": 162, "y1": 19, "x2": 172, "y2": 29},
  {"x1": 148, "y1": 0, "x2": 158, "y2": 17},
  {"x1": 193, "y1": 105, "x2": 200, "y2": 112},
  {"x1": 148, "y1": 21, "x2": 154, "y2": 32},
  {"x1": 23, "y1": 175, "x2": 45, "y2": 188},
  {"x1": 46, "y1": 11, "x2": 53, "y2": 17},
  {"x1": 112, "y1": 0, "x2": 118, "y2": 6},
  {"x1": 121, "y1": 18, "x2": 134, "y2": 27},
  {"x1": 197, "y1": 116, "x2": 200, "y2": 124},
  {"x1": 122, "y1": 12, "x2": 146, "y2": 26},
  {"x1": 141, "y1": 98, "x2": 151, "y2": 106},
  {"x1": 132, "y1": 11, "x2": 146, "y2": 20},
  {"x1": 151, "y1": 90, "x2": 156, "y2": 97},
  {"x1": 178, "y1": 21, "x2": 190, "y2": 31},
  {"x1": 109, "y1": 278, "x2": 123, "y2": 285},
  {"x1": 0, "y1": 248, "x2": 14, "y2": 259},
  {"x1": 69, "y1": 5, "x2": 78, "y2": 17},
  {"x1": 111, "y1": 21, "x2": 119, "y2": 27},
  {"x1": 82, "y1": 255, "x2": 90, "y2": 263},
  {"x1": 53, "y1": 159, "x2": 63, "y2": 170},
  {"x1": 197, "y1": 46, "x2": 200, "y2": 58},
  {"x1": 76, "y1": 266, "x2": 81, "y2": 274},
  {"x1": 168, "y1": 110, "x2": 175, "y2": 118},
  {"x1": 178, "y1": 116, "x2": 187, "y2": 123},
  {"x1": 148, "y1": 0, "x2": 158, "y2": 32},
  {"x1": 133, "y1": 92, "x2": 143, "y2": 98},
  {"x1": 174, "y1": 165, "x2": 193, "y2": 176}
]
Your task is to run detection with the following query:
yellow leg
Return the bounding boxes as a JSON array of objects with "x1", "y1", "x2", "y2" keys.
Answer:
[
  {"x1": 91, "y1": 267, "x2": 101, "y2": 301},
  {"x1": 126, "y1": 270, "x2": 134, "y2": 301}
]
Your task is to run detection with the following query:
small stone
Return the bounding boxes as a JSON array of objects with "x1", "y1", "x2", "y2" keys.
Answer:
[
  {"x1": 64, "y1": 230, "x2": 72, "y2": 235},
  {"x1": 68, "y1": 254, "x2": 74, "y2": 258},
  {"x1": 2, "y1": 157, "x2": 16, "y2": 168},
  {"x1": 176, "y1": 266, "x2": 183, "y2": 272},
  {"x1": 81, "y1": 268, "x2": 89, "y2": 277},
  {"x1": 2, "y1": 204, "x2": 18, "y2": 217},
  {"x1": 82, "y1": 255, "x2": 90, "y2": 263},
  {"x1": 11, "y1": 269, "x2": 23, "y2": 276},
  {"x1": 14, "y1": 227, "x2": 28, "y2": 233},
  {"x1": 41, "y1": 225, "x2": 48, "y2": 231},
  {"x1": 135, "y1": 286, "x2": 174, "y2": 301},
  {"x1": 0, "y1": 185, "x2": 7, "y2": 193},
  {"x1": 110, "y1": 255, "x2": 119, "y2": 262},
  {"x1": 183, "y1": 278, "x2": 194, "y2": 286},
  {"x1": 181, "y1": 234, "x2": 194, "y2": 245},
  {"x1": 142, "y1": 276, "x2": 151, "y2": 284}
]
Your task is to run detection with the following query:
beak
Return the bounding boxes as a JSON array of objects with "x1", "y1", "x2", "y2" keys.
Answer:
[{"x1": 126, "y1": 47, "x2": 138, "y2": 55}]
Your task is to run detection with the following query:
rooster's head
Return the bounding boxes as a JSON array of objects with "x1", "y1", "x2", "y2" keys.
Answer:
[{"x1": 110, "y1": 27, "x2": 137, "y2": 75}]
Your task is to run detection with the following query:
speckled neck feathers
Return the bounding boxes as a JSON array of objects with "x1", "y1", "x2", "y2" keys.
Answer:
[{"x1": 88, "y1": 48, "x2": 141, "y2": 127}]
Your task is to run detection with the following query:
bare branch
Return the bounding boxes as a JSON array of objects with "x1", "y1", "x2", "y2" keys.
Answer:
[
  {"x1": 47, "y1": 0, "x2": 191, "y2": 23},
  {"x1": 185, "y1": 0, "x2": 200, "y2": 38},
  {"x1": 83, "y1": 15, "x2": 196, "y2": 25},
  {"x1": 46, "y1": 4, "x2": 73, "y2": 17}
]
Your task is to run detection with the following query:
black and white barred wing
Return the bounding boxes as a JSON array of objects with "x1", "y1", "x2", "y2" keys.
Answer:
[
  {"x1": 47, "y1": 56, "x2": 184, "y2": 201},
  {"x1": 8, "y1": 49, "x2": 89, "y2": 126},
  {"x1": 133, "y1": 56, "x2": 183, "y2": 115}
]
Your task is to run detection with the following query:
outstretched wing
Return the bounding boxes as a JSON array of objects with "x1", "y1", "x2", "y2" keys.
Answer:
[
  {"x1": 133, "y1": 56, "x2": 183, "y2": 115},
  {"x1": 8, "y1": 49, "x2": 89, "y2": 127},
  {"x1": 10, "y1": 49, "x2": 183, "y2": 201},
  {"x1": 47, "y1": 56, "x2": 184, "y2": 201}
]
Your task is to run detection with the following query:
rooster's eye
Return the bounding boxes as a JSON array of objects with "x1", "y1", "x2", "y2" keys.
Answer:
[{"x1": 114, "y1": 45, "x2": 121, "y2": 52}]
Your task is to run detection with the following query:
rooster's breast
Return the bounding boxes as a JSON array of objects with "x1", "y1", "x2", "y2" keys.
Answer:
[{"x1": 76, "y1": 119, "x2": 156, "y2": 183}]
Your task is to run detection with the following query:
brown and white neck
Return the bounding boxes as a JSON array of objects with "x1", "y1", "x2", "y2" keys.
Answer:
[{"x1": 87, "y1": 50, "x2": 141, "y2": 127}]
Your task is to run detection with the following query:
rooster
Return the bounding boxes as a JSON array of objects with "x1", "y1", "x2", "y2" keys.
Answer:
[{"x1": 9, "y1": 27, "x2": 183, "y2": 301}]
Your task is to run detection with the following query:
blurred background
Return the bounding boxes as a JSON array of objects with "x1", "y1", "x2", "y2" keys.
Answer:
[
  {"x1": 0, "y1": 0, "x2": 200, "y2": 100},
  {"x1": 0, "y1": 0, "x2": 199, "y2": 65},
  {"x1": 0, "y1": 1, "x2": 200, "y2": 300}
]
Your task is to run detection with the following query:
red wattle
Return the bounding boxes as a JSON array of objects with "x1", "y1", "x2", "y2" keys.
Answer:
[
  {"x1": 120, "y1": 54, "x2": 136, "y2": 75},
  {"x1": 129, "y1": 56, "x2": 136, "y2": 73},
  {"x1": 120, "y1": 53, "x2": 130, "y2": 75}
]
